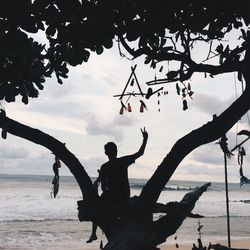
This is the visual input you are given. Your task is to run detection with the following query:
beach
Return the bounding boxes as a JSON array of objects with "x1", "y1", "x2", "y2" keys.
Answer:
[
  {"x1": 0, "y1": 175, "x2": 249, "y2": 249},
  {"x1": 1, "y1": 239, "x2": 249, "y2": 250}
]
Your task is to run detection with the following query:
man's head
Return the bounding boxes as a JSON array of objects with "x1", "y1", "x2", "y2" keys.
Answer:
[{"x1": 104, "y1": 142, "x2": 117, "y2": 159}]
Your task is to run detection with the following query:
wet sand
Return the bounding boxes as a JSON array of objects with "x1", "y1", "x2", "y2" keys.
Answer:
[{"x1": 1, "y1": 239, "x2": 249, "y2": 250}]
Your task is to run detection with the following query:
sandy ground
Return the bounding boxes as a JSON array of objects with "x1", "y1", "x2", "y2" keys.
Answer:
[
  {"x1": 160, "y1": 239, "x2": 250, "y2": 250},
  {"x1": 0, "y1": 239, "x2": 249, "y2": 250}
]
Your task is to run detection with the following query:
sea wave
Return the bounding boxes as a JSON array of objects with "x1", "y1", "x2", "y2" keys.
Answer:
[
  {"x1": 130, "y1": 183, "x2": 194, "y2": 191},
  {"x1": 2, "y1": 215, "x2": 250, "y2": 223},
  {"x1": 0, "y1": 218, "x2": 78, "y2": 223},
  {"x1": 231, "y1": 199, "x2": 250, "y2": 203}
]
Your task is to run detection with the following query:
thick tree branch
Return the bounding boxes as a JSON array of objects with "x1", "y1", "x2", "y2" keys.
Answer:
[
  {"x1": 0, "y1": 113, "x2": 98, "y2": 201},
  {"x1": 153, "y1": 183, "x2": 210, "y2": 245},
  {"x1": 140, "y1": 74, "x2": 250, "y2": 206},
  {"x1": 102, "y1": 183, "x2": 210, "y2": 249}
]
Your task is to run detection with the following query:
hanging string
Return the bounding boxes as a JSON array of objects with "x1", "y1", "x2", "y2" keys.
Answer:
[
  {"x1": 218, "y1": 135, "x2": 231, "y2": 248},
  {"x1": 233, "y1": 72, "x2": 239, "y2": 146}
]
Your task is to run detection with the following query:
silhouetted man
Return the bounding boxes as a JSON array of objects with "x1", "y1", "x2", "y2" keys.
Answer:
[{"x1": 86, "y1": 127, "x2": 148, "y2": 243}]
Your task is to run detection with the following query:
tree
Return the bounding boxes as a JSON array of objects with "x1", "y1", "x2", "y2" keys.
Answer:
[{"x1": 1, "y1": 0, "x2": 250, "y2": 249}]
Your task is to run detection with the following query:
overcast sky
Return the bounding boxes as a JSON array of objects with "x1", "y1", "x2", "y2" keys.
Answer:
[{"x1": 0, "y1": 35, "x2": 250, "y2": 184}]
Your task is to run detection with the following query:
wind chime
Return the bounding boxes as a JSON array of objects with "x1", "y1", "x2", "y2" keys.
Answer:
[
  {"x1": 217, "y1": 134, "x2": 233, "y2": 248},
  {"x1": 145, "y1": 63, "x2": 194, "y2": 111},
  {"x1": 231, "y1": 129, "x2": 250, "y2": 185},
  {"x1": 232, "y1": 74, "x2": 250, "y2": 185},
  {"x1": 113, "y1": 64, "x2": 164, "y2": 114},
  {"x1": 216, "y1": 129, "x2": 250, "y2": 248}
]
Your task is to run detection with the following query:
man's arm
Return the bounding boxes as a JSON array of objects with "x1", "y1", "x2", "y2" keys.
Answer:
[
  {"x1": 99, "y1": 166, "x2": 108, "y2": 192},
  {"x1": 131, "y1": 127, "x2": 148, "y2": 160}
]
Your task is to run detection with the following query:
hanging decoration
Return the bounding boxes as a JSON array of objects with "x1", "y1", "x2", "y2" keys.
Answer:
[
  {"x1": 51, "y1": 154, "x2": 61, "y2": 198},
  {"x1": 217, "y1": 134, "x2": 232, "y2": 248},
  {"x1": 231, "y1": 129, "x2": 250, "y2": 185},
  {"x1": 146, "y1": 78, "x2": 194, "y2": 111},
  {"x1": 0, "y1": 107, "x2": 7, "y2": 139},
  {"x1": 113, "y1": 64, "x2": 164, "y2": 114}
]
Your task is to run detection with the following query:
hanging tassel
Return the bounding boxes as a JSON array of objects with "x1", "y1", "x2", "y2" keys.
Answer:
[
  {"x1": 130, "y1": 78, "x2": 134, "y2": 86},
  {"x1": 128, "y1": 103, "x2": 132, "y2": 112},
  {"x1": 55, "y1": 156, "x2": 61, "y2": 168},
  {"x1": 176, "y1": 83, "x2": 181, "y2": 95},
  {"x1": 119, "y1": 106, "x2": 124, "y2": 115},
  {"x1": 183, "y1": 99, "x2": 188, "y2": 110},
  {"x1": 1, "y1": 126, "x2": 7, "y2": 139},
  {"x1": 1, "y1": 109, "x2": 7, "y2": 139},
  {"x1": 139, "y1": 100, "x2": 147, "y2": 113},
  {"x1": 119, "y1": 101, "x2": 127, "y2": 114},
  {"x1": 145, "y1": 87, "x2": 153, "y2": 99},
  {"x1": 51, "y1": 155, "x2": 60, "y2": 198}
]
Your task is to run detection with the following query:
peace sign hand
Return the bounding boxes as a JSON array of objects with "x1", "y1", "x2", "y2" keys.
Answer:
[{"x1": 140, "y1": 127, "x2": 148, "y2": 140}]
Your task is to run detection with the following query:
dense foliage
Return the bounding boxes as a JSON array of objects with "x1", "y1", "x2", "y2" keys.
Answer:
[{"x1": 0, "y1": 0, "x2": 249, "y2": 104}]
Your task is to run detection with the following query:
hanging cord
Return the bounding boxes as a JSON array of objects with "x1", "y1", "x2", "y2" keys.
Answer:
[
  {"x1": 240, "y1": 77, "x2": 250, "y2": 127},
  {"x1": 233, "y1": 72, "x2": 239, "y2": 147},
  {"x1": 218, "y1": 134, "x2": 231, "y2": 248}
]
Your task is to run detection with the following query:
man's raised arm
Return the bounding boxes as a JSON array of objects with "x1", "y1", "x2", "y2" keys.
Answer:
[{"x1": 132, "y1": 127, "x2": 148, "y2": 159}]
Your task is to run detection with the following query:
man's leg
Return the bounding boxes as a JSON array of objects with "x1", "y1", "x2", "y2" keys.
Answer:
[{"x1": 86, "y1": 222, "x2": 98, "y2": 243}]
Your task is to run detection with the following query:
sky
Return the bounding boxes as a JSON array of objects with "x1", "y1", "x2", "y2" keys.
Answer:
[{"x1": 0, "y1": 32, "x2": 250, "y2": 184}]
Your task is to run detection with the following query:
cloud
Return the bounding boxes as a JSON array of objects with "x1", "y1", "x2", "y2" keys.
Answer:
[
  {"x1": 190, "y1": 144, "x2": 225, "y2": 166},
  {"x1": 86, "y1": 115, "x2": 123, "y2": 141},
  {"x1": 177, "y1": 160, "x2": 241, "y2": 182},
  {"x1": 79, "y1": 155, "x2": 107, "y2": 177},
  {"x1": 192, "y1": 93, "x2": 234, "y2": 116},
  {"x1": 0, "y1": 145, "x2": 30, "y2": 159},
  {"x1": 101, "y1": 75, "x2": 120, "y2": 87},
  {"x1": 85, "y1": 112, "x2": 138, "y2": 141},
  {"x1": 114, "y1": 114, "x2": 138, "y2": 127}
]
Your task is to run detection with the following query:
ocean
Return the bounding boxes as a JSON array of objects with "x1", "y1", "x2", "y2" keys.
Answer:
[{"x1": 0, "y1": 174, "x2": 250, "y2": 249}]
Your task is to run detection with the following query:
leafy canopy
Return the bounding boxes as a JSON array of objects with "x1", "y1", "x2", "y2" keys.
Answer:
[{"x1": 0, "y1": 0, "x2": 249, "y2": 104}]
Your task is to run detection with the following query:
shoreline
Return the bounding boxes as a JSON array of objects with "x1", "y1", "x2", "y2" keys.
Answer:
[{"x1": 1, "y1": 239, "x2": 249, "y2": 250}]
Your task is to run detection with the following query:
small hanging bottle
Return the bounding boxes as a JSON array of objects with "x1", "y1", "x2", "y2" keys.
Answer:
[
  {"x1": 140, "y1": 103, "x2": 144, "y2": 113},
  {"x1": 119, "y1": 106, "x2": 124, "y2": 115},
  {"x1": 183, "y1": 99, "x2": 188, "y2": 110},
  {"x1": 128, "y1": 103, "x2": 132, "y2": 112}
]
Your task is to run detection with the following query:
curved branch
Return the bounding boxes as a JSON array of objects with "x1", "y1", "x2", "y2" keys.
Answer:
[
  {"x1": 119, "y1": 35, "x2": 244, "y2": 78},
  {"x1": 0, "y1": 114, "x2": 98, "y2": 201}
]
